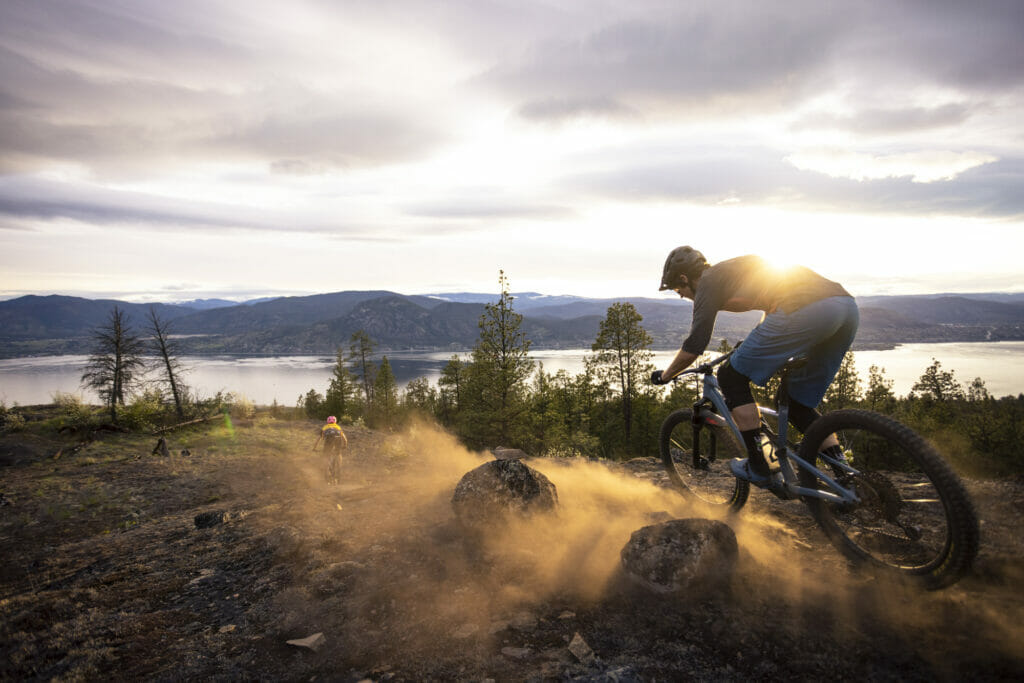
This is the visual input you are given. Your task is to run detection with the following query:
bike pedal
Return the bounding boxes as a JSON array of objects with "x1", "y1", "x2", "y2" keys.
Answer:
[{"x1": 767, "y1": 479, "x2": 794, "y2": 500}]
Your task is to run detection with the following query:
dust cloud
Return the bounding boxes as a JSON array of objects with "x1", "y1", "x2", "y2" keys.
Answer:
[{"x1": 229, "y1": 420, "x2": 1023, "y2": 672}]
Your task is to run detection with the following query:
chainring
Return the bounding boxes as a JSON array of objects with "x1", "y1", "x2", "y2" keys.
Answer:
[{"x1": 831, "y1": 470, "x2": 904, "y2": 522}]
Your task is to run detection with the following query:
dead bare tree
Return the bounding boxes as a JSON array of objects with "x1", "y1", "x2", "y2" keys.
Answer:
[
  {"x1": 81, "y1": 306, "x2": 146, "y2": 424},
  {"x1": 147, "y1": 307, "x2": 188, "y2": 420}
]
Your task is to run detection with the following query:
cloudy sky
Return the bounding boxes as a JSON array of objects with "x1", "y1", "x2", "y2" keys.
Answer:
[{"x1": 1, "y1": 0, "x2": 1022, "y2": 302}]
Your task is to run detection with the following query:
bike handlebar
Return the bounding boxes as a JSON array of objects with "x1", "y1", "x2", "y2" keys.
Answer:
[{"x1": 668, "y1": 349, "x2": 734, "y2": 382}]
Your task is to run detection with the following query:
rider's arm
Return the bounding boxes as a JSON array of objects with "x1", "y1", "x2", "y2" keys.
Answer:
[
  {"x1": 663, "y1": 348, "x2": 699, "y2": 381},
  {"x1": 339, "y1": 431, "x2": 348, "y2": 448}
]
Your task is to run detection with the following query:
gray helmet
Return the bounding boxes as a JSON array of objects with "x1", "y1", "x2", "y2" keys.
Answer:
[{"x1": 659, "y1": 246, "x2": 709, "y2": 290}]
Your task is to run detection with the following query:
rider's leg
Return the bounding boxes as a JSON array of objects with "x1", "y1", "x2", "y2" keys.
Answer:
[
  {"x1": 783, "y1": 299, "x2": 859, "y2": 454},
  {"x1": 718, "y1": 362, "x2": 772, "y2": 476},
  {"x1": 730, "y1": 402, "x2": 760, "y2": 431},
  {"x1": 786, "y1": 399, "x2": 839, "y2": 451},
  {"x1": 729, "y1": 296, "x2": 859, "y2": 459}
]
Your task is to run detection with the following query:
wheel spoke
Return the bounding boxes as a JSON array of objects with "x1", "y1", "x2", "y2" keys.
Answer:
[
  {"x1": 660, "y1": 409, "x2": 748, "y2": 511},
  {"x1": 797, "y1": 409, "x2": 978, "y2": 588}
]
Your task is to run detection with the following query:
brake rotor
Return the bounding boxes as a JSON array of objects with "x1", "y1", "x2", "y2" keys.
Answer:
[{"x1": 832, "y1": 470, "x2": 903, "y2": 522}]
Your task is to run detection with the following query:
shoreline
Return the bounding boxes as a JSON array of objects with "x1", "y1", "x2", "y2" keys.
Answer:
[
  {"x1": 10, "y1": 336, "x2": 1024, "y2": 360},
  {"x1": 4, "y1": 341, "x2": 1024, "y2": 406}
]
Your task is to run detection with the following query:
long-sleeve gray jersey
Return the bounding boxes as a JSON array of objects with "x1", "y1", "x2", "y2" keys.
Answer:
[{"x1": 681, "y1": 255, "x2": 851, "y2": 355}]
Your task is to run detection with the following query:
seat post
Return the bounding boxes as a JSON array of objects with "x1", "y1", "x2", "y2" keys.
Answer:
[
  {"x1": 776, "y1": 371, "x2": 791, "y2": 435},
  {"x1": 774, "y1": 355, "x2": 807, "y2": 441}
]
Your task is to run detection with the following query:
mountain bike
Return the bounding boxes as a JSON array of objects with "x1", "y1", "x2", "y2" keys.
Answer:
[
  {"x1": 315, "y1": 437, "x2": 344, "y2": 485},
  {"x1": 326, "y1": 444, "x2": 342, "y2": 485},
  {"x1": 658, "y1": 349, "x2": 979, "y2": 589}
]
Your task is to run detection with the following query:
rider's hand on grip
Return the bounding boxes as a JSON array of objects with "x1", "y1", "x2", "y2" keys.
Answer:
[{"x1": 651, "y1": 370, "x2": 667, "y2": 385}]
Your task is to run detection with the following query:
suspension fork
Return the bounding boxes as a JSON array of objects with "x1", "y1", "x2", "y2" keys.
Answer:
[{"x1": 690, "y1": 398, "x2": 715, "y2": 470}]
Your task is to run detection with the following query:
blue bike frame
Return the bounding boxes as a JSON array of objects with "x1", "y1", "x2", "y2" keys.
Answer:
[{"x1": 684, "y1": 355, "x2": 862, "y2": 505}]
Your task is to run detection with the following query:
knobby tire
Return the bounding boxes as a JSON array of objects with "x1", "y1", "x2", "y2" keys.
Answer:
[
  {"x1": 659, "y1": 409, "x2": 750, "y2": 512},
  {"x1": 798, "y1": 409, "x2": 979, "y2": 589}
]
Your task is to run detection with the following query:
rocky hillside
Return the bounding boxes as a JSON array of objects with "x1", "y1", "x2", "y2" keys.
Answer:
[{"x1": 1, "y1": 417, "x2": 1022, "y2": 680}]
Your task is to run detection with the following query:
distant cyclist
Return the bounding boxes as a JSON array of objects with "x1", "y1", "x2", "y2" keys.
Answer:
[
  {"x1": 651, "y1": 246, "x2": 858, "y2": 488},
  {"x1": 313, "y1": 416, "x2": 348, "y2": 484}
]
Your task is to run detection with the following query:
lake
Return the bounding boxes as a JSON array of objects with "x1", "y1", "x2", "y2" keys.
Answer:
[{"x1": 2, "y1": 342, "x2": 1024, "y2": 407}]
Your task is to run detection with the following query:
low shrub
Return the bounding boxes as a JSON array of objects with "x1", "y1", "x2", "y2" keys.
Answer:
[
  {"x1": 224, "y1": 392, "x2": 256, "y2": 420},
  {"x1": 2, "y1": 410, "x2": 27, "y2": 433},
  {"x1": 119, "y1": 389, "x2": 165, "y2": 432},
  {"x1": 52, "y1": 392, "x2": 97, "y2": 430}
]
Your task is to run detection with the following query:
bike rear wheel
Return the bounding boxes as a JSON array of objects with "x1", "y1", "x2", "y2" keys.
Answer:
[
  {"x1": 798, "y1": 409, "x2": 979, "y2": 589},
  {"x1": 326, "y1": 449, "x2": 342, "y2": 484},
  {"x1": 659, "y1": 409, "x2": 749, "y2": 511}
]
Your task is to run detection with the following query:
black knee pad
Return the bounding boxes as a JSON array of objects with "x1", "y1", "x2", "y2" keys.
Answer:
[
  {"x1": 717, "y1": 361, "x2": 754, "y2": 410},
  {"x1": 788, "y1": 400, "x2": 822, "y2": 434}
]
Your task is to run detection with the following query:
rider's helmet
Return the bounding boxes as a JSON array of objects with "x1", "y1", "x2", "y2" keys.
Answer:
[
  {"x1": 326, "y1": 416, "x2": 337, "y2": 424},
  {"x1": 659, "y1": 246, "x2": 709, "y2": 291}
]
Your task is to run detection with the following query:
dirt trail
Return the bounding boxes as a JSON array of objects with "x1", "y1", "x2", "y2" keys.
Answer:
[{"x1": 2, "y1": 419, "x2": 1023, "y2": 681}]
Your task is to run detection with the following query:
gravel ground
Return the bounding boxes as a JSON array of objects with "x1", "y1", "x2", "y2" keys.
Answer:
[{"x1": 2, "y1": 418, "x2": 1023, "y2": 681}]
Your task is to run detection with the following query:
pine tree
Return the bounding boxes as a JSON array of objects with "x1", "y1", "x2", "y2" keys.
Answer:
[
  {"x1": 437, "y1": 355, "x2": 465, "y2": 426},
  {"x1": 81, "y1": 306, "x2": 147, "y2": 423},
  {"x1": 299, "y1": 389, "x2": 326, "y2": 419},
  {"x1": 823, "y1": 351, "x2": 862, "y2": 410},
  {"x1": 325, "y1": 345, "x2": 357, "y2": 420},
  {"x1": 402, "y1": 377, "x2": 437, "y2": 417},
  {"x1": 460, "y1": 271, "x2": 534, "y2": 448},
  {"x1": 587, "y1": 302, "x2": 654, "y2": 450},
  {"x1": 436, "y1": 356, "x2": 464, "y2": 413},
  {"x1": 371, "y1": 356, "x2": 399, "y2": 429},
  {"x1": 349, "y1": 330, "x2": 377, "y2": 405},
  {"x1": 912, "y1": 358, "x2": 965, "y2": 401},
  {"x1": 865, "y1": 364, "x2": 896, "y2": 412}
]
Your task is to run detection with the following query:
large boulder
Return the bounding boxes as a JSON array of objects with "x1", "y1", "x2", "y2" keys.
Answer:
[
  {"x1": 451, "y1": 458, "x2": 558, "y2": 529},
  {"x1": 620, "y1": 518, "x2": 738, "y2": 595}
]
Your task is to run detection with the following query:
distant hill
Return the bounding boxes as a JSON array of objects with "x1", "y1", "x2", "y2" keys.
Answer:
[
  {"x1": 859, "y1": 292, "x2": 1024, "y2": 306},
  {"x1": 168, "y1": 290, "x2": 441, "y2": 336},
  {"x1": 175, "y1": 297, "x2": 277, "y2": 310},
  {"x1": 424, "y1": 292, "x2": 589, "y2": 311},
  {"x1": 0, "y1": 295, "x2": 194, "y2": 341},
  {"x1": 175, "y1": 297, "x2": 604, "y2": 354},
  {"x1": 1, "y1": 290, "x2": 1023, "y2": 357},
  {"x1": 854, "y1": 295, "x2": 1024, "y2": 325}
]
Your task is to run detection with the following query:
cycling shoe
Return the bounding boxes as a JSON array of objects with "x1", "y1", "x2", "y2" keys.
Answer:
[{"x1": 730, "y1": 458, "x2": 783, "y2": 490}]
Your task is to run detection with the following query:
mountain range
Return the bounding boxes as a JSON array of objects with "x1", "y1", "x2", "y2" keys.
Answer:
[{"x1": 1, "y1": 290, "x2": 1023, "y2": 358}]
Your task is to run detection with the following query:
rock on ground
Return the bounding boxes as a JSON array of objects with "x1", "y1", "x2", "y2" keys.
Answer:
[
  {"x1": 451, "y1": 458, "x2": 558, "y2": 529},
  {"x1": 620, "y1": 518, "x2": 738, "y2": 595},
  {"x1": 194, "y1": 510, "x2": 227, "y2": 529}
]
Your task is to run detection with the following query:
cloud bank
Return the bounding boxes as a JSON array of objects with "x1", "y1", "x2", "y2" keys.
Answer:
[{"x1": 1, "y1": 0, "x2": 1022, "y2": 299}]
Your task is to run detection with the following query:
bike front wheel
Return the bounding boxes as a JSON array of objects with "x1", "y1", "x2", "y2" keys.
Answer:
[
  {"x1": 659, "y1": 409, "x2": 749, "y2": 512},
  {"x1": 798, "y1": 409, "x2": 979, "y2": 589}
]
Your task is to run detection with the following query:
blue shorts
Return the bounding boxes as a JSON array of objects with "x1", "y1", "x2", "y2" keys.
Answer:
[{"x1": 729, "y1": 296, "x2": 859, "y2": 408}]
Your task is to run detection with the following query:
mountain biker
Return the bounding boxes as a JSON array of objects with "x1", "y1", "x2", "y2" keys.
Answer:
[
  {"x1": 313, "y1": 416, "x2": 348, "y2": 482},
  {"x1": 651, "y1": 246, "x2": 859, "y2": 488}
]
